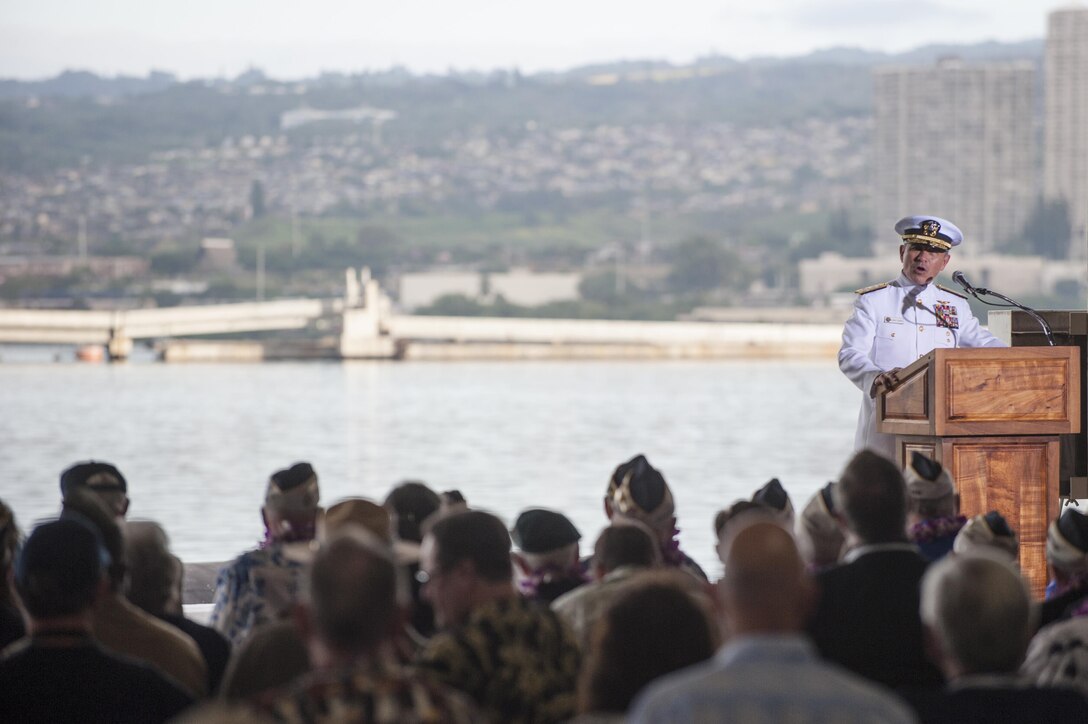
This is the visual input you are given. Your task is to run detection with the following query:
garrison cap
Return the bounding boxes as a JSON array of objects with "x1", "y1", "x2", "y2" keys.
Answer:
[
  {"x1": 904, "y1": 452, "x2": 955, "y2": 500},
  {"x1": 265, "y1": 462, "x2": 320, "y2": 514},
  {"x1": 1046, "y1": 508, "x2": 1088, "y2": 573},
  {"x1": 511, "y1": 508, "x2": 581, "y2": 554},
  {"x1": 752, "y1": 478, "x2": 795, "y2": 523},
  {"x1": 895, "y1": 215, "x2": 962, "y2": 252},
  {"x1": 60, "y1": 461, "x2": 127, "y2": 497}
]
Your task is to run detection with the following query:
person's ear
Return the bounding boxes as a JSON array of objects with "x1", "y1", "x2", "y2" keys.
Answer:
[{"x1": 899, "y1": 244, "x2": 907, "y2": 261}]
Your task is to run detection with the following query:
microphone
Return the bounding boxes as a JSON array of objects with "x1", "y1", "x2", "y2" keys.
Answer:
[{"x1": 952, "y1": 271, "x2": 974, "y2": 294}]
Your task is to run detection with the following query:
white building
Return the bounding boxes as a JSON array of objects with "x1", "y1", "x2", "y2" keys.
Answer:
[
  {"x1": 873, "y1": 59, "x2": 1036, "y2": 253},
  {"x1": 1045, "y1": 7, "x2": 1088, "y2": 259}
]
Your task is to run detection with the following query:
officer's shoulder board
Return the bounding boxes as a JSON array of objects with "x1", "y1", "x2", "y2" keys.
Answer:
[
  {"x1": 854, "y1": 281, "x2": 892, "y2": 295},
  {"x1": 936, "y1": 284, "x2": 968, "y2": 300}
]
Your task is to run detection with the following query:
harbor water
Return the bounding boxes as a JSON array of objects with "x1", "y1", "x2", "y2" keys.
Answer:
[{"x1": 0, "y1": 355, "x2": 860, "y2": 579}]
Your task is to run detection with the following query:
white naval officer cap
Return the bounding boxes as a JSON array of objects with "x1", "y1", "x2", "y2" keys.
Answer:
[{"x1": 895, "y1": 215, "x2": 962, "y2": 252}]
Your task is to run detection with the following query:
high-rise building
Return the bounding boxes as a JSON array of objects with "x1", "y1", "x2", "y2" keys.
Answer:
[
  {"x1": 873, "y1": 58, "x2": 1035, "y2": 254},
  {"x1": 1045, "y1": 6, "x2": 1088, "y2": 259}
]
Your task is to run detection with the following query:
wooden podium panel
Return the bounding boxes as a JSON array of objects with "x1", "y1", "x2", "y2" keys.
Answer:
[
  {"x1": 902, "y1": 436, "x2": 1060, "y2": 598},
  {"x1": 880, "y1": 347, "x2": 1080, "y2": 437}
]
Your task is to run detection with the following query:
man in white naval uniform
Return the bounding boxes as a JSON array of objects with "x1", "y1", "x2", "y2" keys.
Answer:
[{"x1": 839, "y1": 215, "x2": 1005, "y2": 460}]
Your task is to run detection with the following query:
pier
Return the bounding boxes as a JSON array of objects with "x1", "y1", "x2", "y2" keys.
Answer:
[{"x1": 0, "y1": 268, "x2": 844, "y2": 361}]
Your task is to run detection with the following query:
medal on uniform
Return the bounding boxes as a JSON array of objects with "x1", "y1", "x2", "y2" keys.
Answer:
[{"x1": 934, "y1": 302, "x2": 959, "y2": 329}]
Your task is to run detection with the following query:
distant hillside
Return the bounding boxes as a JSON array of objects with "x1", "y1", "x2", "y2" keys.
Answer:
[{"x1": 0, "y1": 39, "x2": 1044, "y2": 175}]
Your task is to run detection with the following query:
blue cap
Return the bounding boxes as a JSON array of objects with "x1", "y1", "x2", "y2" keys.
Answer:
[{"x1": 894, "y1": 215, "x2": 962, "y2": 252}]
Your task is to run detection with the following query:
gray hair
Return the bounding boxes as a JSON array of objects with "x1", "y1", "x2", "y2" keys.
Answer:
[{"x1": 920, "y1": 554, "x2": 1036, "y2": 675}]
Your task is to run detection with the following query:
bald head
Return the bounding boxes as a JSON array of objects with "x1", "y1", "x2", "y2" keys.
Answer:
[{"x1": 720, "y1": 521, "x2": 812, "y2": 634}]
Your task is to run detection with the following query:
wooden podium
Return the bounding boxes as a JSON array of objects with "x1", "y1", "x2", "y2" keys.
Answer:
[{"x1": 876, "y1": 347, "x2": 1081, "y2": 596}]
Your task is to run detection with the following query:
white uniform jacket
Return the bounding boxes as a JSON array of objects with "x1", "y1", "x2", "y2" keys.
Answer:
[{"x1": 839, "y1": 274, "x2": 1005, "y2": 458}]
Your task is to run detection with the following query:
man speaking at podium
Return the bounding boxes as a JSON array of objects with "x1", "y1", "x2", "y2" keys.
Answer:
[{"x1": 839, "y1": 215, "x2": 1005, "y2": 460}]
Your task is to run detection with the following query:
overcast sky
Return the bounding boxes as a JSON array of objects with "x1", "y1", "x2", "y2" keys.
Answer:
[{"x1": 0, "y1": 1, "x2": 1067, "y2": 80}]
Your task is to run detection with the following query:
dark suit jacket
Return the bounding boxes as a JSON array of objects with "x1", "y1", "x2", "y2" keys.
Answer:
[
  {"x1": 906, "y1": 683, "x2": 1088, "y2": 723},
  {"x1": 806, "y1": 546, "x2": 944, "y2": 689}
]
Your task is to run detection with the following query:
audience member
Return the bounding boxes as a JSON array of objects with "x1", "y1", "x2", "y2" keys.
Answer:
[
  {"x1": 795, "y1": 482, "x2": 846, "y2": 572},
  {"x1": 441, "y1": 489, "x2": 468, "y2": 513},
  {"x1": 0, "y1": 498, "x2": 25, "y2": 649},
  {"x1": 904, "y1": 453, "x2": 964, "y2": 561},
  {"x1": 752, "y1": 477, "x2": 795, "y2": 526},
  {"x1": 553, "y1": 523, "x2": 661, "y2": 648},
  {"x1": 1022, "y1": 614, "x2": 1088, "y2": 697},
  {"x1": 577, "y1": 573, "x2": 717, "y2": 722},
  {"x1": 952, "y1": 511, "x2": 1019, "y2": 564},
  {"x1": 384, "y1": 480, "x2": 442, "y2": 639},
  {"x1": 323, "y1": 497, "x2": 391, "y2": 542},
  {"x1": 210, "y1": 462, "x2": 321, "y2": 648},
  {"x1": 630, "y1": 520, "x2": 916, "y2": 723},
  {"x1": 714, "y1": 499, "x2": 773, "y2": 567},
  {"x1": 911, "y1": 554, "x2": 1088, "y2": 723},
  {"x1": 220, "y1": 620, "x2": 310, "y2": 702},
  {"x1": 511, "y1": 508, "x2": 587, "y2": 604},
  {"x1": 265, "y1": 527, "x2": 479, "y2": 722},
  {"x1": 125, "y1": 520, "x2": 231, "y2": 694},
  {"x1": 0, "y1": 518, "x2": 193, "y2": 722},
  {"x1": 63, "y1": 486, "x2": 208, "y2": 697},
  {"x1": 416, "y1": 509, "x2": 581, "y2": 723},
  {"x1": 1040, "y1": 507, "x2": 1088, "y2": 627},
  {"x1": 805, "y1": 450, "x2": 943, "y2": 688},
  {"x1": 60, "y1": 460, "x2": 130, "y2": 519},
  {"x1": 609, "y1": 454, "x2": 708, "y2": 581}
]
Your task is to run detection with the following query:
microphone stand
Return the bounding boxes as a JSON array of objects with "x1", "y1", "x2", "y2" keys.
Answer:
[{"x1": 962, "y1": 284, "x2": 1056, "y2": 347}]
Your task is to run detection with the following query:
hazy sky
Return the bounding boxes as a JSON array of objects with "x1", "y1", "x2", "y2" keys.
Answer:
[{"x1": 0, "y1": 1, "x2": 1064, "y2": 80}]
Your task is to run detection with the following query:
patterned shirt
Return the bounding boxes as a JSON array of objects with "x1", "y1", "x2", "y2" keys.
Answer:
[
  {"x1": 265, "y1": 652, "x2": 480, "y2": 724},
  {"x1": 417, "y1": 596, "x2": 581, "y2": 724},
  {"x1": 209, "y1": 541, "x2": 313, "y2": 648}
]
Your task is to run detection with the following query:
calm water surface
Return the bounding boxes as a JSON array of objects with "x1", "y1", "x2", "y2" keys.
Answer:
[{"x1": 0, "y1": 357, "x2": 860, "y2": 579}]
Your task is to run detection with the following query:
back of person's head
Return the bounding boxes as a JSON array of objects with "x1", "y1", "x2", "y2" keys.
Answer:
[
  {"x1": 308, "y1": 528, "x2": 398, "y2": 654},
  {"x1": 720, "y1": 520, "x2": 811, "y2": 633},
  {"x1": 796, "y1": 483, "x2": 845, "y2": 570},
  {"x1": 426, "y1": 509, "x2": 512, "y2": 583},
  {"x1": 577, "y1": 573, "x2": 716, "y2": 714},
  {"x1": 0, "y1": 498, "x2": 20, "y2": 604},
  {"x1": 512, "y1": 508, "x2": 581, "y2": 571},
  {"x1": 835, "y1": 450, "x2": 907, "y2": 544},
  {"x1": 611, "y1": 456, "x2": 675, "y2": 535},
  {"x1": 594, "y1": 523, "x2": 659, "y2": 574},
  {"x1": 263, "y1": 463, "x2": 320, "y2": 541},
  {"x1": 61, "y1": 486, "x2": 126, "y2": 590},
  {"x1": 124, "y1": 520, "x2": 178, "y2": 617},
  {"x1": 1046, "y1": 508, "x2": 1088, "y2": 577},
  {"x1": 15, "y1": 517, "x2": 107, "y2": 619},
  {"x1": 220, "y1": 620, "x2": 310, "y2": 701},
  {"x1": 752, "y1": 478, "x2": 794, "y2": 525},
  {"x1": 384, "y1": 481, "x2": 441, "y2": 543},
  {"x1": 921, "y1": 554, "x2": 1034, "y2": 676},
  {"x1": 323, "y1": 498, "x2": 391, "y2": 543},
  {"x1": 904, "y1": 452, "x2": 957, "y2": 519},
  {"x1": 954, "y1": 511, "x2": 1019, "y2": 564},
  {"x1": 59, "y1": 460, "x2": 129, "y2": 518}
]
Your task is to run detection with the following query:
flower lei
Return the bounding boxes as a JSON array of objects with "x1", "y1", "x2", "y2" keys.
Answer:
[{"x1": 908, "y1": 515, "x2": 967, "y2": 544}]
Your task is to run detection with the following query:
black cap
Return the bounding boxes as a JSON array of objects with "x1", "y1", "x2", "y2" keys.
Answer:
[
  {"x1": 1058, "y1": 508, "x2": 1088, "y2": 553},
  {"x1": 909, "y1": 452, "x2": 943, "y2": 482},
  {"x1": 15, "y1": 517, "x2": 108, "y2": 592},
  {"x1": 983, "y1": 511, "x2": 1014, "y2": 538},
  {"x1": 753, "y1": 478, "x2": 790, "y2": 512},
  {"x1": 819, "y1": 482, "x2": 837, "y2": 514},
  {"x1": 270, "y1": 462, "x2": 316, "y2": 493},
  {"x1": 511, "y1": 508, "x2": 581, "y2": 554},
  {"x1": 60, "y1": 461, "x2": 127, "y2": 497},
  {"x1": 625, "y1": 457, "x2": 667, "y2": 512}
]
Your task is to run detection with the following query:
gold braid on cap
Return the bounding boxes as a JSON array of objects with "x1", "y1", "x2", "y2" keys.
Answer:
[{"x1": 612, "y1": 469, "x2": 675, "y2": 528}]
